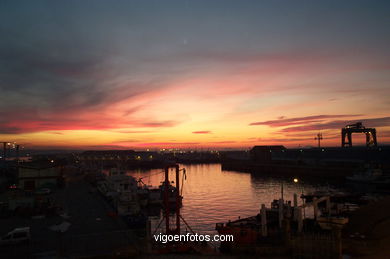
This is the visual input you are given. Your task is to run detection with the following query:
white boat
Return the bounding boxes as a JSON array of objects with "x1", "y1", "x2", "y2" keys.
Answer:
[
  {"x1": 102, "y1": 168, "x2": 141, "y2": 216},
  {"x1": 105, "y1": 168, "x2": 138, "y2": 193}
]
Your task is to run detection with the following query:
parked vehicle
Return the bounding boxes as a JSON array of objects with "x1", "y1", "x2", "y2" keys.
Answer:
[{"x1": 0, "y1": 227, "x2": 31, "y2": 246}]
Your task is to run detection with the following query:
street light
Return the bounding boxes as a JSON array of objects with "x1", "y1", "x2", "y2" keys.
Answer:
[{"x1": 293, "y1": 177, "x2": 306, "y2": 218}]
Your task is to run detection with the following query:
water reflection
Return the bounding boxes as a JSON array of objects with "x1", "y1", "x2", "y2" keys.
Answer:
[{"x1": 127, "y1": 164, "x2": 330, "y2": 236}]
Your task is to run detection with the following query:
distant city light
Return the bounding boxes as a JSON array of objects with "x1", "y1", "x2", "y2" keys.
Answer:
[{"x1": 293, "y1": 178, "x2": 299, "y2": 183}]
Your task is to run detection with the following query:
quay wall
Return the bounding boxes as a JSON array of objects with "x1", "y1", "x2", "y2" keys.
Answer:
[{"x1": 221, "y1": 160, "x2": 358, "y2": 181}]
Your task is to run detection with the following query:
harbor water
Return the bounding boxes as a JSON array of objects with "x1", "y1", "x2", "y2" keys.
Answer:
[{"x1": 127, "y1": 163, "x2": 336, "y2": 237}]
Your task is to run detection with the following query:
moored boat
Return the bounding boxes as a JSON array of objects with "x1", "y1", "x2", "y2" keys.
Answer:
[{"x1": 317, "y1": 216, "x2": 349, "y2": 230}]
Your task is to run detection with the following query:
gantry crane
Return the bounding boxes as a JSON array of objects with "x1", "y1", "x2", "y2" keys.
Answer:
[{"x1": 341, "y1": 122, "x2": 377, "y2": 147}]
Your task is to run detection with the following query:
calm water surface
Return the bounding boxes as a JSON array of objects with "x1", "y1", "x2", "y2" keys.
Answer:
[{"x1": 127, "y1": 164, "x2": 333, "y2": 236}]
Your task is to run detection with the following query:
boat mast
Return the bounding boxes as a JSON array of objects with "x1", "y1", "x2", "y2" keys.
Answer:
[{"x1": 163, "y1": 164, "x2": 181, "y2": 235}]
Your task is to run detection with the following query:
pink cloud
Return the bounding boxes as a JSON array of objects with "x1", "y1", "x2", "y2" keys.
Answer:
[
  {"x1": 0, "y1": 116, "x2": 181, "y2": 134},
  {"x1": 112, "y1": 130, "x2": 154, "y2": 134},
  {"x1": 192, "y1": 131, "x2": 211, "y2": 134}
]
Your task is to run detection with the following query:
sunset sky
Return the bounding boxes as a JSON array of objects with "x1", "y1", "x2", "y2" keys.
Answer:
[{"x1": 1, "y1": 0, "x2": 389, "y2": 150}]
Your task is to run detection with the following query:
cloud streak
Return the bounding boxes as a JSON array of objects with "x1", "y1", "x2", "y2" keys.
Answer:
[
  {"x1": 279, "y1": 117, "x2": 390, "y2": 133},
  {"x1": 250, "y1": 114, "x2": 362, "y2": 127},
  {"x1": 0, "y1": 115, "x2": 181, "y2": 134},
  {"x1": 192, "y1": 131, "x2": 211, "y2": 134}
]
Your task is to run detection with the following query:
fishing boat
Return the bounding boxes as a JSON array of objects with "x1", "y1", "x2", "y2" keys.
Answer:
[
  {"x1": 216, "y1": 199, "x2": 292, "y2": 248},
  {"x1": 317, "y1": 215, "x2": 349, "y2": 230},
  {"x1": 105, "y1": 168, "x2": 138, "y2": 193},
  {"x1": 151, "y1": 165, "x2": 216, "y2": 255},
  {"x1": 302, "y1": 190, "x2": 362, "y2": 205},
  {"x1": 159, "y1": 183, "x2": 183, "y2": 208},
  {"x1": 96, "y1": 168, "x2": 142, "y2": 216},
  {"x1": 216, "y1": 214, "x2": 279, "y2": 245},
  {"x1": 116, "y1": 192, "x2": 141, "y2": 216},
  {"x1": 136, "y1": 184, "x2": 150, "y2": 207},
  {"x1": 148, "y1": 187, "x2": 162, "y2": 206}
]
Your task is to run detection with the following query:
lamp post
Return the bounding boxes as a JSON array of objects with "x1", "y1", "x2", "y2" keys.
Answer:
[
  {"x1": 293, "y1": 177, "x2": 306, "y2": 218},
  {"x1": 280, "y1": 181, "x2": 284, "y2": 201},
  {"x1": 314, "y1": 133, "x2": 323, "y2": 148}
]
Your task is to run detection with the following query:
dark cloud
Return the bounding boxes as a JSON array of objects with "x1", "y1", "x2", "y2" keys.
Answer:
[
  {"x1": 255, "y1": 135, "x2": 338, "y2": 143},
  {"x1": 140, "y1": 121, "x2": 178, "y2": 128},
  {"x1": 279, "y1": 117, "x2": 390, "y2": 133},
  {"x1": 249, "y1": 114, "x2": 361, "y2": 127},
  {"x1": 379, "y1": 131, "x2": 390, "y2": 138},
  {"x1": 0, "y1": 3, "x2": 188, "y2": 134},
  {"x1": 0, "y1": 30, "x2": 181, "y2": 133},
  {"x1": 0, "y1": 40, "x2": 169, "y2": 133}
]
